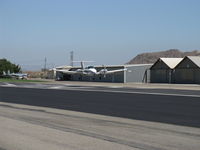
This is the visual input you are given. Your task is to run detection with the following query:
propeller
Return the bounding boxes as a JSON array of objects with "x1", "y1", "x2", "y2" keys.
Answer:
[{"x1": 101, "y1": 65, "x2": 108, "y2": 78}]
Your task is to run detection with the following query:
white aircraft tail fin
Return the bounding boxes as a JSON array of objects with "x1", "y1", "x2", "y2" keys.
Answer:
[
  {"x1": 81, "y1": 61, "x2": 84, "y2": 69},
  {"x1": 72, "y1": 61, "x2": 94, "y2": 69}
]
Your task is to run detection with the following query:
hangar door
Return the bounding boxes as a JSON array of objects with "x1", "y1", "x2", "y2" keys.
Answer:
[
  {"x1": 175, "y1": 69, "x2": 194, "y2": 84},
  {"x1": 150, "y1": 69, "x2": 170, "y2": 83}
]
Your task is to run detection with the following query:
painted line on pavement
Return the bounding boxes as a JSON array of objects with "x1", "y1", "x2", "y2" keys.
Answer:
[
  {"x1": 59, "y1": 87, "x2": 200, "y2": 98},
  {"x1": 1, "y1": 84, "x2": 200, "y2": 98},
  {"x1": 1, "y1": 83, "x2": 17, "y2": 87}
]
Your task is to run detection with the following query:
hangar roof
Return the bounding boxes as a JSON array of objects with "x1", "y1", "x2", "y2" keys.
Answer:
[
  {"x1": 69, "y1": 64, "x2": 152, "y2": 69},
  {"x1": 51, "y1": 65, "x2": 72, "y2": 71},
  {"x1": 187, "y1": 56, "x2": 200, "y2": 68},
  {"x1": 159, "y1": 58, "x2": 183, "y2": 69}
]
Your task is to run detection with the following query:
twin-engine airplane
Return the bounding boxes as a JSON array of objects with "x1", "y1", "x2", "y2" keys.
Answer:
[
  {"x1": 3, "y1": 71, "x2": 28, "y2": 80},
  {"x1": 57, "y1": 61, "x2": 126, "y2": 77}
]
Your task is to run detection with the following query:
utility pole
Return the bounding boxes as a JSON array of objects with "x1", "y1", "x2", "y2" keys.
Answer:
[
  {"x1": 70, "y1": 51, "x2": 74, "y2": 66},
  {"x1": 44, "y1": 57, "x2": 47, "y2": 71}
]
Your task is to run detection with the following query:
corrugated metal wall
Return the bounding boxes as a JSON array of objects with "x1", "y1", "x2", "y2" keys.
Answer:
[
  {"x1": 150, "y1": 57, "x2": 200, "y2": 84},
  {"x1": 150, "y1": 60, "x2": 171, "y2": 83},
  {"x1": 174, "y1": 58, "x2": 200, "y2": 84},
  {"x1": 174, "y1": 69, "x2": 200, "y2": 84},
  {"x1": 194, "y1": 69, "x2": 200, "y2": 84},
  {"x1": 174, "y1": 69, "x2": 194, "y2": 84},
  {"x1": 125, "y1": 65, "x2": 152, "y2": 83},
  {"x1": 150, "y1": 69, "x2": 171, "y2": 83}
]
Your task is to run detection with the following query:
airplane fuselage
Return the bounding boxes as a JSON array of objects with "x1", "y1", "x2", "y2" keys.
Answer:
[{"x1": 77, "y1": 68, "x2": 97, "y2": 75}]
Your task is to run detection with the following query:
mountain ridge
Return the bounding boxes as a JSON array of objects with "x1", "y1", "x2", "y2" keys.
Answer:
[{"x1": 126, "y1": 49, "x2": 200, "y2": 64}]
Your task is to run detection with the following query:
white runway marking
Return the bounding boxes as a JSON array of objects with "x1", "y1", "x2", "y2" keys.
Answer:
[
  {"x1": 55, "y1": 88, "x2": 200, "y2": 98},
  {"x1": 107, "y1": 86, "x2": 123, "y2": 88},
  {"x1": 1, "y1": 83, "x2": 17, "y2": 87},
  {"x1": 66, "y1": 86, "x2": 93, "y2": 89},
  {"x1": 48, "y1": 86, "x2": 93, "y2": 89},
  {"x1": 1, "y1": 83, "x2": 199, "y2": 98},
  {"x1": 48, "y1": 86, "x2": 63, "y2": 89}
]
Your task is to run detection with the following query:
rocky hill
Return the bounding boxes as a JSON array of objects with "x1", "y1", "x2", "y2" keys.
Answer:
[{"x1": 126, "y1": 49, "x2": 200, "y2": 64}]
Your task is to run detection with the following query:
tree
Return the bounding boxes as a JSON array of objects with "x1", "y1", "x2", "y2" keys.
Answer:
[{"x1": 0, "y1": 58, "x2": 21, "y2": 75}]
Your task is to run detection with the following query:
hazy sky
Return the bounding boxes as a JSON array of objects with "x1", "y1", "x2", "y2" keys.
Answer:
[{"x1": 1, "y1": 0, "x2": 200, "y2": 70}]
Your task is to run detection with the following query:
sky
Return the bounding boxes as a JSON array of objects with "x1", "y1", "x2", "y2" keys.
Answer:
[{"x1": 0, "y1": 0, "x2": 200, "y2": 70}]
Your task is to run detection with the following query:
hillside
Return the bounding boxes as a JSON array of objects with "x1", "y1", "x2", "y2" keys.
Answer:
[{"x1": 126, "y1": 49, "x2": 200, "y2": 64}]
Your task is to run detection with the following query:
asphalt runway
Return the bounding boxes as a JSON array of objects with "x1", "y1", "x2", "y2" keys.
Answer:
[
  {"x1": 1, "y1": 85, "x2": 200, "y2": 128},
  {"x1": 1, "y1": 102, "x2": 200, "y2": 150}
]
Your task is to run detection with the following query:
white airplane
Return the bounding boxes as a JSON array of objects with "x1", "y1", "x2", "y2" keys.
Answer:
[
  {"x1": 57, "y1": 61, "x2": 127, "y2": 77},
  {"x1": 3, "y1": 71, "x2": 28, "y2": 79}
]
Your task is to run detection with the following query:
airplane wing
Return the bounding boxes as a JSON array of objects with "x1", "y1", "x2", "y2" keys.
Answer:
[
  {"x1": 97, "y1": 68, "x2": 127, "y2": 75},
  {"x1": 104, "y1": 69, "x2": 127, "y2": 74}
]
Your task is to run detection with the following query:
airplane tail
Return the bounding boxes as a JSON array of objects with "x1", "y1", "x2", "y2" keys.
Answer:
[
  {"x1": 72, "y1": 61, "x2": 94, "y2": 69},
  {"x1": 3, "y1": 71, "x2": 6, "y2": 76},
  {"x1": 81, "y1": 62, "x2": 84, "y2": 69}
]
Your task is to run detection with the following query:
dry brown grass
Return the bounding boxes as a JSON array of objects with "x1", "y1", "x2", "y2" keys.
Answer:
[{"x1": 24, "y1": 71, "x2": 45, "y2": 78}]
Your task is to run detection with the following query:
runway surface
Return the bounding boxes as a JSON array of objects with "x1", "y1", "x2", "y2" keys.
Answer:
[
  {"x1": 0, "y1": 102, "x2": 200, "y2": 150},
  {"x1": 0, "y1": 82, "x2": 200, "y2": 150},
  {"x1": 0, "y1": 82, "x2": 200, "y2": 128}
]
